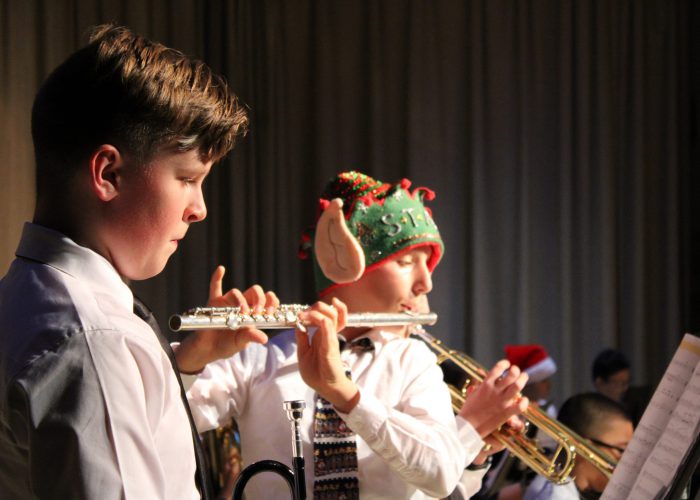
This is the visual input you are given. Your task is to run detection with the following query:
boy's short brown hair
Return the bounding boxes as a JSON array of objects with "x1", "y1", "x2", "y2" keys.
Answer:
[{"x1": 32, "y1": 24, "x2": 248, "y2": 197}]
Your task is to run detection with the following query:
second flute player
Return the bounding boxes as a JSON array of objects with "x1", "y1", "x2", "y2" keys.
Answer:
[{"x1": 175, "y1": 171, "x2": 528, "y2": 499}]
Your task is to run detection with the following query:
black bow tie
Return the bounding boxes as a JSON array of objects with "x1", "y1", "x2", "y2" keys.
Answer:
[{"x1": 339, "y1": 336, "x2": 375, "y2": 352}]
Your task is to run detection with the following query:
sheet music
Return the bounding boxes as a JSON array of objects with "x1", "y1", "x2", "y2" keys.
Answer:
[
  {"x1": 601, "y1": 334, "x2": 700, "y2": 500},
  {"x1": 628, "y1": 361, "x2": 700, "y2": 498}
]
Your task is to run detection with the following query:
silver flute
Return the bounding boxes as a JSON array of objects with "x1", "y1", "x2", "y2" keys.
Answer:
[{"x1": 169, "y1": 304, "x2": 437, "y2": 332}]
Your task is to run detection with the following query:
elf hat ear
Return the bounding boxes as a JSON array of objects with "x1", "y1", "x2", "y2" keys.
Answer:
[{"x1": 314, "y1": 198, "x2": 366, "y2": 283}]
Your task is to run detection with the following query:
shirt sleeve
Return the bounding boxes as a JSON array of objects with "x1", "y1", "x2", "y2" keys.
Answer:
[
  {"x1": 448, "y1": 469, "x2": 490, "y2": 499},
  {"x1": 186, "y1": 346, "x2": 256, "y2": 433},
  {"x1": 338, "y1": 342, "x2": 468, "y2": 498},
  {"x1": 5, "y1": 340, "x2": 124, "y2": 500},
  {"x1": 444, "y1": 415, "x2": 489, "y2": 498},
  {"x1": 6, "y1": 328, "x2": 196, "y2": 500},
  {"x1": 456, "y1": 414, "x2": 486, "y2": 463}
]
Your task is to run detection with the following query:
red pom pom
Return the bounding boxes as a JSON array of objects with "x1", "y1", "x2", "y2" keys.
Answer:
[{"x1": 415, "y1": 187, "x2": 435, "y2": 201}]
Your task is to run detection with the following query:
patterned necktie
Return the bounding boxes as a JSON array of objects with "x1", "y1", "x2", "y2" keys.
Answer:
[
  {"x1": 312, "y1": 337, "x2": 374, "y2": 500},
  {"x1": 133, "y1": 296, "x2": 212, "y2": 500}
]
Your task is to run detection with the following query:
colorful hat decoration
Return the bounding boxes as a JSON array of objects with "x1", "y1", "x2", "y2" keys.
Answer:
[
  {"x1": 504, "y1": 344, "x2": 557, "y2": 385},
  {"x1": 299, "y1": 171, "x2": 444, "y2": 295}
]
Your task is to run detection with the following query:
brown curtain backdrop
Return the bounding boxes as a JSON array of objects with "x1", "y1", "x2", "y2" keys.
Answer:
[{"x1": 0, "y1": 0, "x2": 695, "y2": 405}]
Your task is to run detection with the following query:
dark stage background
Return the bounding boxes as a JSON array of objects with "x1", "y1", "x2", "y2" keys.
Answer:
[{"x1": 1, "y1": 0, "x2": 698, "y2": 406}]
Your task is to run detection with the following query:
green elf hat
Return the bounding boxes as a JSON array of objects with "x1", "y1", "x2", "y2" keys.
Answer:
[{"x1": 299, "y1": 171, "x2": 444, "y2": 296}]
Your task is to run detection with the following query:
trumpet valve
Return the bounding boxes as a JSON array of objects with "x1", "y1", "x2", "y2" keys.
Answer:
[{"x1": 461, "y1": 380, "x2": 474, "y2": 398}]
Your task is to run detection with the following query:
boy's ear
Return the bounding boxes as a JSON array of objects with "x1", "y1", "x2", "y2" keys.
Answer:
[
  {"x1": 314, "y1": 198, "x2": 366, "y2": 283},
  {"x1": 89, "y1": 145, "x2": 123, "y2": 201}
]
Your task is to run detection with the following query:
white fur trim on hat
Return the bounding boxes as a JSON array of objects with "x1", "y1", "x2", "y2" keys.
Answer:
[{"x1": 525, "y1": 357, "x2": 557, "y2": 385}]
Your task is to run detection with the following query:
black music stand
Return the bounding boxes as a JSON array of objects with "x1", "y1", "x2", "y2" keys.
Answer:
[{"x1": 665, "y1": 431, "x2": 700, "y2": 500}]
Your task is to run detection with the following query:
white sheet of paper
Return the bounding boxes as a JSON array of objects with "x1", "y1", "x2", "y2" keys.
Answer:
[
  {"x1": 627, "y1": 361, "x2": 700, "y2": 498},
  {"x1": 601, "y1": 334, "x2": 700, "y2": 500}
]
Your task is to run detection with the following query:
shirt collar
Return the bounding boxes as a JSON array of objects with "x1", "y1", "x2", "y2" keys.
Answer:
[
  {"x1": 15, "y1": 222, "x2": 134, "y2": 310},
  {"x1": 340, "y1": 328, "x2": 409, "y2": 351}
]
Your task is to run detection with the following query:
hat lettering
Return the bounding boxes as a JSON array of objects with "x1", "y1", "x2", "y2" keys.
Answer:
[
  {"x1": 401, "y1": 208, "x2": 419, "y2": 227},
  {"x1": 381, "y1": 213, "x2": 402, "y2": 236}
]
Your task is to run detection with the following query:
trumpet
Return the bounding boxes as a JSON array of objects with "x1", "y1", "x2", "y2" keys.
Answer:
[
  {"x1": 233, "y1": 400, "x2": 307, "y2": 500},
  {"x1": 169, "y1": 304, "x2": 437, "y2": 332},
  {"x1": 411, "y1": 328, "x2": 617, "y2": 485}
]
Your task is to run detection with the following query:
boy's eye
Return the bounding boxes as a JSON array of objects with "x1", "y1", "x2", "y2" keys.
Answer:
[{"x1": 181, "y1": 173, "x2": 209, "y2": 186}]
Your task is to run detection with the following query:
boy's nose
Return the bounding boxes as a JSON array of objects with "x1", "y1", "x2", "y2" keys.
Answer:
[
  {"x1": 185, "y1": 190, "x2": 207, "y2": 222},
  {"x1": 414, "y1": 262, "x2": 433, "y2": 295}
]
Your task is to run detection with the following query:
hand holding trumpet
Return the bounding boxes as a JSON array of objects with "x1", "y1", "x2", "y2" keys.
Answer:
[{"x1": 457, "y1": 359, "x2": 529, "y2": 464}]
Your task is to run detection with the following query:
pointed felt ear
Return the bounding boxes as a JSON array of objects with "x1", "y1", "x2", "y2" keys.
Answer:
[{"x1": 314, "y1": 198, "x2": 366, "y2": 283}]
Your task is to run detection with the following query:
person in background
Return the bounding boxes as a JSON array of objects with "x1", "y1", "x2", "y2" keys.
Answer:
[
  {"x1": 522, "y1": 392, "x2": 633, "y2": 500},
  {"x1": 592, "y1": 348, "x2": 651, "y2": 426},
  {"x1": 592, "y1": 349, "x2": 631, "y2": 403},
  {"x1": 506, "y1": 344, "x2": 558, "y2": 419}
]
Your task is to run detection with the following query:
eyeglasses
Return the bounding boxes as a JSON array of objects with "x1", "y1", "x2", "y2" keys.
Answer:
[
  {"x1": 588, "y1": 437, "x2": 626, "y2": 455},
  {"x1": 602, "y1": 379, "x2": 630, "y2": 390}
]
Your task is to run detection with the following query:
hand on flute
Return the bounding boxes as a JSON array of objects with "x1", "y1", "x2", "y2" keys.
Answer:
[
  {"x1": 295, "y1": 298, "x2": 359, "y2": 413},
  {"x1": 175, "y1": 265, "x2": 279, "y2": 374}
]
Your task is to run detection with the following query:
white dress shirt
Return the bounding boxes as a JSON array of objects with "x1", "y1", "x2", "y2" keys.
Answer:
[
  {"x1": 188, "y1": 327, "x2": 486, "y2": 499},
  {"x1": 452, "y1": 416, "x2": 491, "y2": 498},
  {"x1": 524, "y1": 475, "x2": 581, "y2": 500},
  {"x1": 0, "y1": 223, "x2": 198, "y2": 499}
]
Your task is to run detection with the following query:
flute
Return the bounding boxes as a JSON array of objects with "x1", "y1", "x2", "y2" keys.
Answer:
[{"x1": 169, "y1": 304, "x2": 437, "y2": 332}]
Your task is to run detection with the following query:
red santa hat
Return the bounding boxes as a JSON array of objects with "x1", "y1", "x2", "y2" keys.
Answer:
[{"x1": 504, "y1": 344, "x2": 557, "y2": 385}]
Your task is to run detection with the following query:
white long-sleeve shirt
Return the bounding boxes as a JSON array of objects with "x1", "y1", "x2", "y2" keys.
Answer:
[
  {"x1": 188, "y1": 328, "x2": 486, "y2": 499},
  {"x1": 524, "y1": 474, "x2": 581, "y2": 499},
  {"x1": 0, "y1": 223, "x2": 198, "y2": 499}
]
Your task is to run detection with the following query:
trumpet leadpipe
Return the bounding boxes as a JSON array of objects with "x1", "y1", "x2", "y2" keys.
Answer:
[{"x1": 169, "y1": 304, "x2": 437, "y2": 332}]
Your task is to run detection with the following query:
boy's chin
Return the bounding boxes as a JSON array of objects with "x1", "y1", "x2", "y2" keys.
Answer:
[{"x1": 121, "y1": 260, "x2": 169, "y2": 282}]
